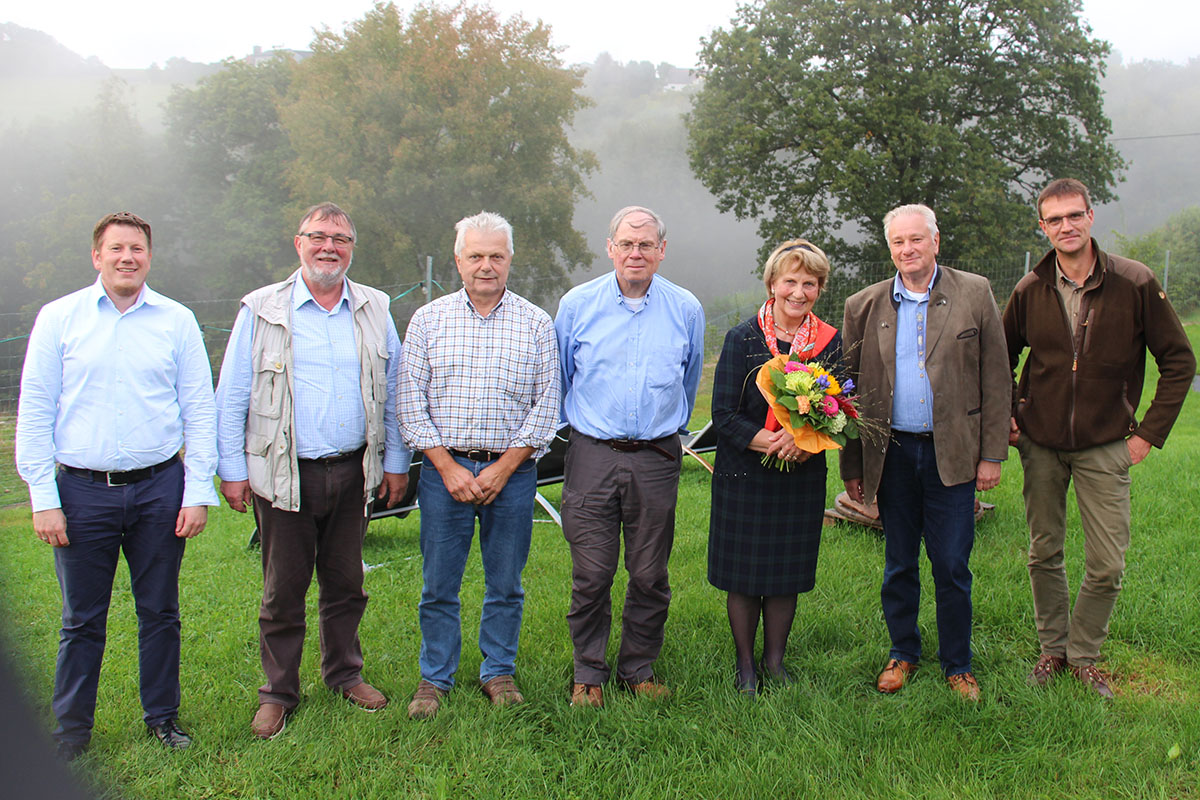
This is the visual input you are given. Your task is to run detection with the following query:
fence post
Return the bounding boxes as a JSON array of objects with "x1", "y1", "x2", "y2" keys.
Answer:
[
  {"x1": 1163, "y1": 250, "x2": 1170, "y2": 292},
  {"x1": 1023, "y1": 251, "x2": 1031, "y2": 275},
  {"x1": 424, "y1": 255, "x2": 433, "y2": 303}
]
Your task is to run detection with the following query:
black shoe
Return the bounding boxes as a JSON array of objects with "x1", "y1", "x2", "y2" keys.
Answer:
[
  {"x1": 55, "y1": 740, "x2": 88, "y2": 762},
  {"x1": 761, "y1": 661, "x2": 794, "y2": 686},
  {"x1": 735, "y1": 665, "x2": 760, "y2": 697},
  {"x1": 149, "y1": 719, "x2": 192, "y2": 750}
]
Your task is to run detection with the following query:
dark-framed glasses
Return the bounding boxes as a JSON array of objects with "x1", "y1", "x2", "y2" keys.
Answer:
[
  {"x1": 1040, "y1": 211, "x2": 1088, "y2": 229},
  {"x1": 299, "y1": 231, "x2": 355, "y2": 248}
]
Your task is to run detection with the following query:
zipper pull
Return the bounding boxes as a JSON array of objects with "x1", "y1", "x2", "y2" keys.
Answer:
[{"x1": 1072, "y1": 355, "x2": 1078, "y2": 372}]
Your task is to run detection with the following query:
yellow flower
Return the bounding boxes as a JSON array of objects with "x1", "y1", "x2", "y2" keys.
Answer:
[{"x1": 825, "y1": 375, "x2": 841, "y2": 395}]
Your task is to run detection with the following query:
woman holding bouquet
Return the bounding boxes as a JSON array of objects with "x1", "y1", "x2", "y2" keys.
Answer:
[{"x1": 708, "y1": 239, "x2": 843, "y2": 696}]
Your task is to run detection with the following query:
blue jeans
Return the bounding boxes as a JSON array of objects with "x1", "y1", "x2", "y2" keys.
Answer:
[
  {"x1": 417, "y1": 456, "x2": 537, "y2": 690},
  {"x1": 52, "y1": 461, "x2": 186, "y2": 745},
  {"x1": 876, "y1": 432, "x2": 977, "y2": 677}
]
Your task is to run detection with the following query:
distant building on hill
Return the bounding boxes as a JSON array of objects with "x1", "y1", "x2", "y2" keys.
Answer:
[{"x1": 244, "y1": 45, "x2": 311, "y2": 66}]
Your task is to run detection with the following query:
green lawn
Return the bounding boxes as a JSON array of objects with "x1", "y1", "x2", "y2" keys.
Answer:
[{"x1": 1, "y1": 331, "x2": 1198, "y2": 799}]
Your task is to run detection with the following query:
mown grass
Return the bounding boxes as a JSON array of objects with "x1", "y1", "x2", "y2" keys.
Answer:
[{"x1": 1, "y1": 329, "x2": 1198, "y2": 799}]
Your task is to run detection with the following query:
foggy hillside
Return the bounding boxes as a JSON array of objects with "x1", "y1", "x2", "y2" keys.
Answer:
[{"x1": 1, "y1": 22, "x2": 1197, "y2": 306}]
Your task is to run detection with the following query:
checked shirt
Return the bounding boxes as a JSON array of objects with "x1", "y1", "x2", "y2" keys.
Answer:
[{"x1": 398, "y1": 288, "x2": 560, "y2": 459}]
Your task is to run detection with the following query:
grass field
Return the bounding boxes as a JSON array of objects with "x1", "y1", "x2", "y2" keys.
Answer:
[{"x1": 1, "y1": 330, "x2": 1198, "y2": 799}]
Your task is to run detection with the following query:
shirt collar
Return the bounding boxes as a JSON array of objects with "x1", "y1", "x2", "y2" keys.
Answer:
[
  {"x1": 609, "y1": 270, "x2": 655, "y2": 308},
  {"x1": 460, "y1": 287, "x2": 509, "y2": 318},
  {"x1": 90, "y1": 276, "x2": 154, "y2": 313},
  {"x1": 292, "y1": 273, "x2": 350, "y2": 312},
  {"x1": 1054, "y1": 255, "x2": 1098, "y2": 289},
  {"x1": 892, "y1": 263, "x2": 938, "y2": 303}
]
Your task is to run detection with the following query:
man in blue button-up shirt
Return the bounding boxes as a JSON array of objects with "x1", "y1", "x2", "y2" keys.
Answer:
[
  {"x1": 841, "y1": 204, "x2": 1009, "y2": 702},
  {"x1": 215, "y1": 202, "x2": 410, "y2": 739},
  {"x1": 16, "y1": 212, "x2": 218, "y2": 758},
  {"x1": 555, "y1": 206, "x2": 704, "y2": 707}
]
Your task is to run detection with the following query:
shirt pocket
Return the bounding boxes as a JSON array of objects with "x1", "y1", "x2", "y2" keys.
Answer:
[{"x1": 646, "y1": 342, "x2": 687, "y2": 391}]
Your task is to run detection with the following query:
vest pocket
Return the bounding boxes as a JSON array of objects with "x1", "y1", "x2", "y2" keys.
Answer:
[{"x1": 251, "y1": 350, "x2": 286, "y2": 418}]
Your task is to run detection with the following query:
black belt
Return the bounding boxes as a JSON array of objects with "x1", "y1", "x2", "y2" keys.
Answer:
[
  {"x1": 300, "y1": 445, "x2": 365, "y2": 466},
  {"x1": 590, "y1": 435, "x2": 677, "y2": 462},
  {"x1": 892, "y1": 429, "x2": 934, "y2": 441},
  {"x1": 60, "y1": 454, "x2": 180, "y2": 487},
  {"x1": 449, "y1": 448, "x2": 505, "y2": 462}
]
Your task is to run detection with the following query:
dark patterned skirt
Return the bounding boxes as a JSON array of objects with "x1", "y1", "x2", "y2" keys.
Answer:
[{"x1": 707, "y1": 447, "x2": 827, "y2": 596}]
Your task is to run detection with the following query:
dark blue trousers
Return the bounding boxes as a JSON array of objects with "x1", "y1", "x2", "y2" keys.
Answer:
[
  {"x1": 876, "y1": 432, "x2": 976, "y2": 677},
  {"x1": 52, "y1": 462, "x2": 186, "y2": 745}
]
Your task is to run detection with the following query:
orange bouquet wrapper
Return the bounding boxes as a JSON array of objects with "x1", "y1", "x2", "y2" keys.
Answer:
[{"x1": 755, "y1": 354, "x2": 842, "y2": 453}]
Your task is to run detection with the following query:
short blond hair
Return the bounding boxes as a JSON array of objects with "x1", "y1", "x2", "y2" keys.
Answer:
[{"x1": 762, "y1": 239, "x2": 831, "y2": 293}]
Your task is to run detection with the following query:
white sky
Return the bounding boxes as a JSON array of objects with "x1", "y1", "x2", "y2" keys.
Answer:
[{"x1": 4, "y1": 0, "x2": 1198, "y2": 71}]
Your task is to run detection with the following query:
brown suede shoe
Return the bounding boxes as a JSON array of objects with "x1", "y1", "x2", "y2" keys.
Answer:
[
  {"x1": 1027, "y1": 654, "x2": 1066, "y2": 687},
  {"x1": 480, "y1": 675, "x2": 524, "y2": 706},
  {"x1": 947, "y1": 671, "x2": 980, "y2": 702},
  {"x1": 570, "y1": 683, "x2": 603, "y2": 708},
  {"x1": 876, "y1": 659, "x2": 917, "y2": 693},
  {"x1": 622, "y1": 676, "x2": 671, "y2": 700},
  {"x1": 251, "y1": 703, "x2": 288, "y2": 740},
  {"x1": 407, "y1": 679, "x2": 447, "y2": 719},
  {"x1": 341, "y1": 681, "x2": 388, "y2": 711},
  {"x1": 1071, "y1": 664, "x2": 1115, "y2": 700}
]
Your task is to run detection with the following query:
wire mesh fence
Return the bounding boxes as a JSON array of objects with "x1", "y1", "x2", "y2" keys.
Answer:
[{"x1": 0, "y1": 258, "x2": 1034, "y2": 508}]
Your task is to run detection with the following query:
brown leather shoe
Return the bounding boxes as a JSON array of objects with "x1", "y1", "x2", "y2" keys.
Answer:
[
  {"x1": 1071, "y1": 664, "x2": 1115, "y2": 699},
  {"x1": 480, "y1": 675, "x2": 524, "y2": 706},
  {"x1": 1027, "y1": 654, "x2": 1066, "y2": 687},
  {"x1": 570, "y1": 683, "x2": 603, "y2": 708},
  {"x1": 407, "y1": 679, "x2": 447, "y2": 719},
  {"x1": 251, "y1": 703, "x2": 288, "y2": 740},
  {"x1": 341, "y1": 681, "x2": 388, "y2": 711},
  {"x1": 947, "y1": 671, "x2": 980, "y2": 701},
  {"x1": 622, "y1": 676, "x2": 671, "y2": 700},
  {"x1": 876, "y1": 659, "x2": 917, "y2": 693}
]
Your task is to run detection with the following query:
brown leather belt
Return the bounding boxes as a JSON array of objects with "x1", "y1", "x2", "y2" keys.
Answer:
[
  {"x1": 591, "y1": 435, "x2": 677, "y2": 462},
  {"x1": 449, "y1": 448, "x2": 505, "y2": 462},
  {"x1": 60, "y1": 454, "x2": 180, "y2": 487}
]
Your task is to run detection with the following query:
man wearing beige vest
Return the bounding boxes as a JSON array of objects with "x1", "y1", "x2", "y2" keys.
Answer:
[{"x1": 216, "y1": 202, "x2": 411, "y2": 738}]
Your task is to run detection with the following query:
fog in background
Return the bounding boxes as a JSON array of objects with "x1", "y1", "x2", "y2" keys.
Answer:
[{"x1": 1, "y1": 21, "x2": 1197, "y2": 309}]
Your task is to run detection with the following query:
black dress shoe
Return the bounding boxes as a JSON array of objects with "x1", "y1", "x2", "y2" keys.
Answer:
[
  {"x1": 149, "y1": 719, "x2": 192, "y2": 749},
  {"x1": 56, "y1": 740, "x2": 88, "y2": 762},
  {"x1": 735, "y1": 666, "x2": 760, "y2": 697},
  {"x1": 761, "y1": 661, "x2": 794, "y2": 686}
]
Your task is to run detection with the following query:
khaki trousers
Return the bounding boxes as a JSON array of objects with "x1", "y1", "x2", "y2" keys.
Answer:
[{"x1": 1018, "y1": 436, "x2": 1132, "y2": 666}]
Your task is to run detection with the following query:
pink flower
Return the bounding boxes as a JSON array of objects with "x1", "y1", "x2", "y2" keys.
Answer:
[
  {"x1": 821, "y1": 396, "x2": 839, "y2": 416},
  {"x1": 784, "y1": 361, "x2": 802, "y2": 373}
]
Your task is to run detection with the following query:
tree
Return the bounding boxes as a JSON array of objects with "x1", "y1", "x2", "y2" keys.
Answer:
[
  {"x1": 1115, "y1": 206, "x2": 1200, "y2": 314},
  {"x1": 687, "y1": 0, "x2": 1125, "y2": 271},
  {"x1": 278, "y1": 1, "x2": 596, "y2": 306},
  {"x1": 164, "y1": 56, "x2": 299, "y2": 296}
]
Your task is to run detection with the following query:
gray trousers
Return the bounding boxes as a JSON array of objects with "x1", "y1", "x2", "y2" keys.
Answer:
[
  {"x1": 561, "y1": 433, "x2": 682, "y2": 684},
  {"x1": 1019, "y1": 436, "x2": 1133, "y2": 666}
]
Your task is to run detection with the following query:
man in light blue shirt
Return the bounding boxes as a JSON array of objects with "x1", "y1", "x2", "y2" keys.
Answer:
[
  {"x1": 555, "y1": 205, "x2": 705, "y2": 707},
  {"x1": 215, "y1": 202, "x2": 410, "y2": 740},
  {"x1": 841, "y1": 204, "x2": 1009, "y2": 702},
  {"x1": 16, "y1": 212, "x2": 218, "y2": 758}
]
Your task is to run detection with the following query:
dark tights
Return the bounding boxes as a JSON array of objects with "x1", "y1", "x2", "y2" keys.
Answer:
[{"x1": 727, "y1": 592, "x2": 798, "y2": 683}]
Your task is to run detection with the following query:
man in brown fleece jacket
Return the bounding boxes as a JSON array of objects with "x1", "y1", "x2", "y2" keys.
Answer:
[{"x1": 1003, "y1": 178, "x2": 1195, "y2": 699}]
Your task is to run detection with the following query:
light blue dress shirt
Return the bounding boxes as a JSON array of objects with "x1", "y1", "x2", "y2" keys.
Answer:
[
  {"x1": 555, "y1": 271, "x2": 705, "y2": 440},
  {"x1": 214, "y1": 274, "x2": 409, "y2": 482},
  {"x1": 16, "y1": 279, "x2": 219, "y2": 511},
  {"x1": 891, "y1": 266, "x2": 937, "y2": 433}
]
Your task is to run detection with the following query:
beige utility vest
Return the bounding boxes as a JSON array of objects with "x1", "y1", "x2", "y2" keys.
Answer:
[{"x1": 241, "y1": 271, "x2": 391, "y2": 511}]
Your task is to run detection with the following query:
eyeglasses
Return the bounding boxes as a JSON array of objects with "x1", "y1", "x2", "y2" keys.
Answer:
[
  {"x1": 613, "y1": 240, "x2": 661, "y2": 255},
  {"x1": 299, "y1": 231, "x2": 355, "y2": 248},
  {"x1": 1040, "y1": 211, "x2": 1088, "y2": 229}
]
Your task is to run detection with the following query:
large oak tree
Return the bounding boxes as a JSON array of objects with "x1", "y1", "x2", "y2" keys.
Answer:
[{"x1": 687, "y1": 0, "x2": 1124, "y2": 274}]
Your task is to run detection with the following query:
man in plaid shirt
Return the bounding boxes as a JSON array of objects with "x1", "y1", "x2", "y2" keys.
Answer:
[{"x1": 398, "y1": 211, "x2": 560, "y2": 719}]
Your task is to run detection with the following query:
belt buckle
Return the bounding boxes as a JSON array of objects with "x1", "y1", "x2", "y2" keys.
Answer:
[
  {"x1": 106, "y1": 472, "x2": 128, "y2": 487},
  {"x1": 467, "y1": 449, "x2": 489, "y2": 461}
]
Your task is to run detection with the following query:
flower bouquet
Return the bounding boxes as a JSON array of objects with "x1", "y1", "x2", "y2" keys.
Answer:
[{"x1": 755, "y1": 353, "x2": 861, "y2": 470}]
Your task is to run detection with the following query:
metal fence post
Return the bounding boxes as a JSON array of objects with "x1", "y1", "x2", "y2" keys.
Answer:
[{"x1": 1164, "y1": 250, "x2": 1170, "y2": 292}]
